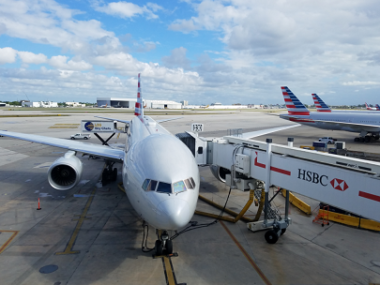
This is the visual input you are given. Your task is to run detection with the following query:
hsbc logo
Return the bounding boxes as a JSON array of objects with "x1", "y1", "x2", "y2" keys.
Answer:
[
  {"x1": 297, "y1": 169, "x2": 349, "y2": 191},
  {"x1": 330, "y1": 178, "x2": 349, "y2": 191}
]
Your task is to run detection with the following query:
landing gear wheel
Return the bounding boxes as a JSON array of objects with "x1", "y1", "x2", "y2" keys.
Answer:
[
  {"x1": 166, "y1": 239, "x2": 173, "y2": 254},
  {"x1": 112, "y1": 168, "x2": 117, "y2": 181},
  {"x1": 265, "y1": 230, "x2": 279, "y2": 244},
  {"x1": 281, "y1": 228, "x2": 286, "y2": 235},
  {"x1": 155, "y1": 240, "x2": 163, "y2": 256},
  {"x1": 354, "y1": 138, "x2": 359, "y2": 142}
]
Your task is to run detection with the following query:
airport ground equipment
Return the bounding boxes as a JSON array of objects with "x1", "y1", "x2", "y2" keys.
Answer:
[
  {"x1": 70, "y1": 133, "x2": 91, "y2": 140},
  {"x1": 81, "y1": 120, "x2": 125, "y2": 146},
  {"x1": 181, "y1": 131, "x2": 380, "y2": 243}
]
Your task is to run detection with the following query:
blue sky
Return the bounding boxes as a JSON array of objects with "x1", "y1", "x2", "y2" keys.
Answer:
[{"x1": 1, "y1": 0, "x2": 380, "y2": 105}]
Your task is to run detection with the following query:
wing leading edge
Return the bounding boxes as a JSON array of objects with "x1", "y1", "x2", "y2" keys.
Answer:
[
  {"x1": 0, "y1": 130, "x2": 124, "y2": 161},
  {"x1": 232, "y1": 124, "x2": 300, "y2": 140}
]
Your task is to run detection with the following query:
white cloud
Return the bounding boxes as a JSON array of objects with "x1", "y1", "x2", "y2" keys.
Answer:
[
  {"x1": 342, "y1": 81, "x2": 380, "y2": 86},
  {"x1": 93, "y1": 1, "x2": 163, "y2": 19},
  {"x1": 0, "y1": 0, "x2": 116, "y2": 54},
  {"x1": 49, "y1": 56, "x2": 92, "y2": 71},
  {"x1": 162, "y1": 47, "x2": 191, "y2": 69},
  {"x1": 0, "y1": 47, "x2": 17, "y2": 64},
  {"x1": 18, "y1": 51, "x2": 47, "y2": 64}
]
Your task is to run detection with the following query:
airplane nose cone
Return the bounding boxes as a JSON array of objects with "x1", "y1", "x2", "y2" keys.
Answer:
[{"x1": 157, "y1": 198, "x2": 194, "y2": 230}]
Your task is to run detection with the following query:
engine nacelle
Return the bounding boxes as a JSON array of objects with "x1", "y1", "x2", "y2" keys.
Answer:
[
  {"x1": 210, "y1": 165, "x2": 231, "y2": 183},
  {"x1": 48, "y1": 151, "x2": 83, "y2": 190}
]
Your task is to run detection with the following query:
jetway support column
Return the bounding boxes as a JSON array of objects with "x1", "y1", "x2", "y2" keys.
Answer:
[{"x1": 263, "y1": 139, "x2": 272, "y2": 227}]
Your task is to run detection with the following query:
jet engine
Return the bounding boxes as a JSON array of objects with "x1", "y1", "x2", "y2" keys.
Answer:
[
  {"x1": 48, "y1": 151, "x2": 83, "y2": 190},
  {"x1": 210, "y1": 165, "x2": 230, "y2": 183}
]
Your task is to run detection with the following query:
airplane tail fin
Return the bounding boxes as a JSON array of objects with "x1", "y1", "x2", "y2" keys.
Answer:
[
  {"x1": 376, "y1": 104, "x2": 380, "y2": 111},
  {"x1": 365, "y1": 102, "x2": 371, "y2": 110},
  {"x1": 281, "y1": 86, "x2": 310, "y2": 116},
  {"x1": 135, "y1": 73, "x2": 144, "y2": 119},
  {"x1": 312, "y1": 93, "x2": 331, "y2": 112}
]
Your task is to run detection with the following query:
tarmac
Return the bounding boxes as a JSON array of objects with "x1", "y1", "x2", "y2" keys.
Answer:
[{"x1": 0, "y1": 108, "x2": 379, "y2": 285}]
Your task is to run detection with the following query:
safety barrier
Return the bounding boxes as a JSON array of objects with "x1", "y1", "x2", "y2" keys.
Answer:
[
  {"x1": 281, "y1": 189, "x2": 311, "y2": 215},
  {"x1": 318, "y1": 209, "x2": 380, "y2": 231},
  {"x1": 359, "y1": 219, "x2": 380, "y2": 232}
]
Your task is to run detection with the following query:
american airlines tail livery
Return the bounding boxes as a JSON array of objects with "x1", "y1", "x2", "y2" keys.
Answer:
[
  {"x1": 280, "y1": 86, "x2": 380, "y2": 142},
  {"x1": 365, "y1": 102, "x2": 380, "y2": 111},
  {"x1": 0, "y1": 75, "x2": 296, "y2": 256},
  {"x1": 312, "y1": 93, "x2": 331, "y2": 112}
]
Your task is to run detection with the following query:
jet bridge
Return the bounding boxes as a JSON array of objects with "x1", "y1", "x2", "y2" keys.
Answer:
[{"x1": 185, "y1": 132, "x2": 380, "y2": 243}]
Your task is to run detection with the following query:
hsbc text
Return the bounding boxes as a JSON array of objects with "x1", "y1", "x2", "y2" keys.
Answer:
[{"x1": 297, "y1": 169, "x2": 328, "y2": 186}]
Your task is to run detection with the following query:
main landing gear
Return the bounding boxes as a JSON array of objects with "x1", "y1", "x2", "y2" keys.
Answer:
[
  {"x1": 102, "y1": 161, "x2": 117, "y2": 185},
  {"x1": 155, "y1": 231, "x2": 173, "y2": 256},
  {"x1": 354, "y1": 135, "x2": 379, "y2": 143}
]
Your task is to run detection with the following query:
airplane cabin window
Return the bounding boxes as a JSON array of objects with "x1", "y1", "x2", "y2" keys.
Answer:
[
  {"x1": 142, "y1": 179, "x2": 150, "y2": 191},
  {"x1": 184, "y1": 177, "x2": 196, "y2": 189},
  {"x1": 173, "y1": 181, "x2": 187, "y2": 193},
  {"x1": 147, "y1": 180, "x2": 158, "y2": 191},
  {"x1": 157, "y1": 182, "x2": 172, "y2": 193}
]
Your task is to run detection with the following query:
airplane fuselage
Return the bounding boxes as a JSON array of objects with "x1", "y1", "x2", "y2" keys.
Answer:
[{"x1": 122, "y1": 116, "x2": 199, "y2": 231}]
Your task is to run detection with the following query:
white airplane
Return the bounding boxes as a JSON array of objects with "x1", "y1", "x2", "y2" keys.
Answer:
[
  {"x1": 365, "y1": 102, "x2": 380, "y2": 111},
  {"x1": 0, "y1": 75, "x2": 297, "y2": 255},
  {"x1": 281, "y1": 86, "x2": 380, "y2": 142}
]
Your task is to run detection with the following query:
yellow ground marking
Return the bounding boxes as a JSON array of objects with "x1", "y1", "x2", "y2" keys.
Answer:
[
  {"x1": 163, "y1": 256, "x2": 176, "y2": 285},
  {"x1": 156, "y1": 230, "x2": 177, "y2": 285},
  {"x1": 55, "y1": 188, "x2": 96, "y2": 255},
  {"x1": 49, "y1": 123, "x2": 80, "y2": 129},
  {"x1": 0, "y1": 230, "x2": 19, "y2": 255},
  {"x1": 117, "y1": 182, "x2": 126, "y2": 193},
  {"x1": 220, "y1": 221, "x2": 272, "y2": 285}
]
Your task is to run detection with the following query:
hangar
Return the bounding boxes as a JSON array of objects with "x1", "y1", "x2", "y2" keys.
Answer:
[{"x1": 97, "y1": 97, "x2": 182, "y2": 109}]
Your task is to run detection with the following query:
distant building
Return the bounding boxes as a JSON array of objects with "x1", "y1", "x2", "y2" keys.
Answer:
[
  {"x1": 180, "y1": 100, "x2": 188, "y2": 106},
  {"x1": 22, "y1": 101, "x2": 58, "y2": 108},
  {"x1": 96, "y1": 97, "x2": 182, "y2": 109},
  {"x1": 211, "y1": 102, "x2": 222, "y2": 106},
  {"x1": 66, "y1": 102, "x2": 86, "y2": 107},
  {"x1": 0, "y1": 102, "x2": 6, "y2": 107}
]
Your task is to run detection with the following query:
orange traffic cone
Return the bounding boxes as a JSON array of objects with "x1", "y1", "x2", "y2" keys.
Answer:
[{"x1": 37, "y1": 198, "x2": 41, "y2": 210}]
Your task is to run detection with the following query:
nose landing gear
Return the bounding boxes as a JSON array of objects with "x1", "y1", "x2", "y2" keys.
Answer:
[{"x1": 155, "y1": 231, "x2": 173, "y2": 256}]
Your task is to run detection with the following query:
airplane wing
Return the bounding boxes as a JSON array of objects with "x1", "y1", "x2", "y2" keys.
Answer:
[
  {"x1": 95, "y1": 115, "x2": 183, "y2": 124},
  {"x1": 0, "y1": 130, "x2": 124, "y2": 161},
  {"x1": 156, "y1": 117, "x2": 183, "y2": 123},
  {"x1": 238, "y1": 124, "x2": 300, "y2": 139},
  {"x1": 95, "y1": 116, "x2": 130, "y2": 125},
  {"x1": 291, "y1": 117, "x2": 380, "y2": 128},
  {"x1": 281, "y1": 114, "x2": 380, "y2": 131}
]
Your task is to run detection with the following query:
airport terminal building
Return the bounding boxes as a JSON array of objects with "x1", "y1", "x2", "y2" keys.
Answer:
[{"x1": 97, "y1": 97, "x2": 182, "y2": 109}]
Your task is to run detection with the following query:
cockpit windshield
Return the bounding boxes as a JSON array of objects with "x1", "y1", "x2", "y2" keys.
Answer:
[
  {"x1": 157, "y1": 182, "x2": 172, "y2": 193},
  {"x1": 141, "y1": 177, "x2": 195, "y2": 194},
  {"x1": 173, "y1": 181, "x2": 186, "y2": 193}
]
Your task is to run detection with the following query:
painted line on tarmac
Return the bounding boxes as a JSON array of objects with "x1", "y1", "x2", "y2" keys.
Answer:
[
  {"x1": 55, "y1": 163, "x2": 106, "y2": 255},
  {"x1": 55, "y1": 188, "x2": 96, "y2": 255},
  {"x1": 162, "y1": 256, "x2": 177, "y2": 285},
  {"x1": 220, "y1": 221, "x2": 272, "y2": 285},
  {"x1": 0, "y1": 230, "x2": 19, "y2": 254},
  {"x1": 156, "y1": 230, "x2": 179, "y2": 285}
]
